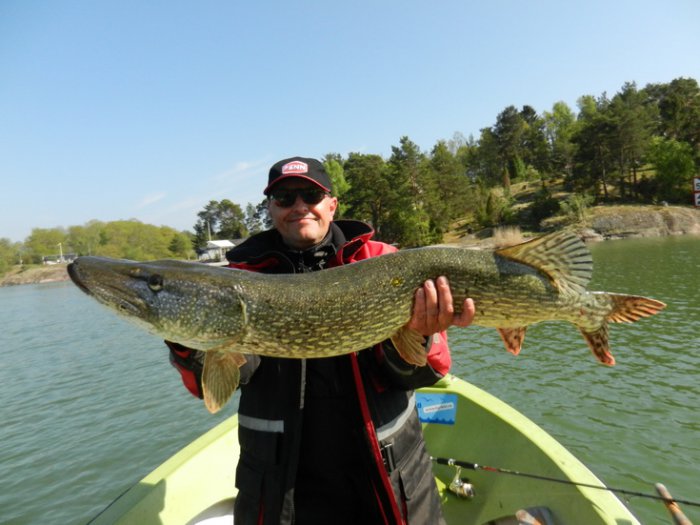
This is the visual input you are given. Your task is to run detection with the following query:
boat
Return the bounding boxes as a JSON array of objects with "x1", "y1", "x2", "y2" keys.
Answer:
[{"x1": 88, "y1": 375, "x2": 640, "y2": 524}]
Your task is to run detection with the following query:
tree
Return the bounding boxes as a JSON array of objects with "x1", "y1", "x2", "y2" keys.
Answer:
[
  {"x1": 608, "y1": 82, "x2": 657, "y2": 198},
  {"x1": 343, "y1": 153, "x2": 390, "y2": 237},
  {"x1": 24, "y1": 227, "x2": 67, "y2": 264},
  {"x1": 323, "y1": 156, "x2": 350, "y2": 218},
  {"x1": 67, "y1": 221, "x2": 104, "y2": 256},
  {"x1": 385, "y1": 137, "x2": 434, "y2": 246},
  {"x1": 543, "y1": 101, "x2": 577, "y2": 180},
  {"x1": 244, "y1": 200, "x2": 270, "y2": 235},
  {"x1": 217, "y1": 199, "x2": 248, "y2": 240},
  {"x1": 471, "y1": 128, "x2": 502, "y2": 185},
  {"x1": 646, "y1": 137, "x2": 696, "y2": 202},
  {"x1": 169, "y1": 231, "x2": 195, "y2": 259},
  {"x1": 646, "y1": 77, "x2": 700, "y2": 158},
  {"x1": 571, "y1": 94, "x2": 616, "y2": 199},
  {"x1": 95, "y1": 220, "x2": 174, "y2": 260},
  {"x1": 193, "y1": 199, "x2": 248, "y2": 248},
  {"x1": 519, "y1": 105, "x2": 551, "y2": 179},
  {"x1": 492, "y1": 105, "x2": 526, "y2": 189},
  {"x1": 0, "y1": 238, "x2": 22, "y2": 273},
  {"x1": 426, "y1": 140, "x2": 471, "y2": 232}
]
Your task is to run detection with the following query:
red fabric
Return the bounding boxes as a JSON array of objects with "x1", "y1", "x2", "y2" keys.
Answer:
[
  {"x1": 349, "y1": 353, "x2": 405, "y2": 525},
  {"x1": 167, "y1": 343, "x2": 202, "y2": 398},
  {"x1": 227, "y1": 258, "x2": 280, "y2": 272},
  {"x1": 426, "y1": 332, "x2": 451, "y2": 376}
]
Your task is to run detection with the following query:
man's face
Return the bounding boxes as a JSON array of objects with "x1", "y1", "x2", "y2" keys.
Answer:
[{"x1": 267, "y1": 179, "x2": 337, "y2": 250}]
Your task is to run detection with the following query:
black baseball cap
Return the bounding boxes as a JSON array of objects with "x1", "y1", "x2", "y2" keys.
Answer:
[{"x1": 264, "y1": 157, "x2": 332, "y2": 195}]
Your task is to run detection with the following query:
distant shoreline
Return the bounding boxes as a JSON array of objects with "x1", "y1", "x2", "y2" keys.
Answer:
[
  {"x1": 3, "y1": 205, "x2": 699, "y2": 287},
  {"x1": 1, "y1": 264, "x2": 70, "y2": 287}
]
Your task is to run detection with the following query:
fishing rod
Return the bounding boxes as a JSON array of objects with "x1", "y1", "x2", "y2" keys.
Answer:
[{"x1": 431, "y1": 457, "x2": 700, "y2": 508}]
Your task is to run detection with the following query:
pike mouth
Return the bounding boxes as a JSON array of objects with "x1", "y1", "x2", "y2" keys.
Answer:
[{"x1": 67, "y1": 262, "x2": 92, "y2": 296}]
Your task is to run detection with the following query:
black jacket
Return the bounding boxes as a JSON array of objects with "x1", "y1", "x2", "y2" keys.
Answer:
[{"x1": 173, "y1": 221, "x2": 448, "y2": 525}]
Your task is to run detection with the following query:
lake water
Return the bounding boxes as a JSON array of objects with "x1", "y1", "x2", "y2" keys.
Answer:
[{"x1": 1, "y1": 236, "x2": 698, "y2": 524}]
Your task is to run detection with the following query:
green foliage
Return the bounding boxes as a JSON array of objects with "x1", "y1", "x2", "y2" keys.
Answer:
[
  {"x1": 473, "y1": 183, "x2": 515, "y2": 228},
  {"x1": 646, "y1": 77, "x2": 700, "y2": 156},
  {"x1": 24, "y1": 228, "x2": 68, "y2": 264},
  {"x1": 343, "y1": 152, "x2": 393, "y2": 238},
  {"x1": 646, "y1": 137, "x2": 696, "y2": 202},
  {"x1": 19, "y1": 220, "x2": 195, "y2": 263},
  {"x1": 0, "y1": 238, "x2": 21, "y2": 273},
  {"x1": 193, "y1": 199, "x2": 248, "y2": 249},
  {"x1": 323, "y1": 156, "x2": 351, "y2": 218},
  {"x1": 529, "y1": 186, "x2": 561, "y2": 224},
  {"x1": 544, "y1": 101, "x2": 577, "y2": 179},
  {"x1": 244, "y1": 201, "x2": 271, "y2": 235},
  {"x1": 560, "y1": 194, "x2": 595, "y2": 223}
]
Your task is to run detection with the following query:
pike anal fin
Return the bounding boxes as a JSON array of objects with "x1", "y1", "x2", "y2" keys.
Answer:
[
  {"x1": 579, "y1": 324, "x2": 615, "y2": 366},
  {"x1": 391, "y1": 327, "x2": 428, "y2": 367},
  {"x1": 202, "y1": 351, "x2": 246, "y2": 414},
  {"x1": 497, "y1": 327, "x2": 527, "y2": 355}
]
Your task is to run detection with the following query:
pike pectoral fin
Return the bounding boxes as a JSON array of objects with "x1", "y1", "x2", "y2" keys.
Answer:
[
  {"x1": 202, "y1": 351, "x2": 247, "y2": 414},
  {"x1": 579, "y1": 324, "x2": 615, "y2": 366},
  {"x1": 391, "y1": 327, "x2": 428, "y2": 367},
  {"x1": 497, "y1": 327, "x2": 527, "y2": 355}
]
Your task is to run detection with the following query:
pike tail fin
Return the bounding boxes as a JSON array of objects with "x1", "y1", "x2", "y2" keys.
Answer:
[
  {"x1": 579, "y1": 294, "x2": 666, "y2": 366},
  {"x1": 202, "y1": 351, "x2": 246, "y2": 414}
]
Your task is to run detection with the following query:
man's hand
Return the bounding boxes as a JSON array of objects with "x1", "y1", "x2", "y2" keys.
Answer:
[{"x1": 407, "y1": 276, "x2": 475, "y2": 336}]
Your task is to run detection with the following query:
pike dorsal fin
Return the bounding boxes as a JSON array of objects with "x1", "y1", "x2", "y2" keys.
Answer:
[{"x1": 496, "y1": 231, "x2": 593, "y2": 294}]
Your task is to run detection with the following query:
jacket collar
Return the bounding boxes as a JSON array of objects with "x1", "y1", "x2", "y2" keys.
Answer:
[{"x1": 226, "y1": 220, "x2": 375, "y2": 272}]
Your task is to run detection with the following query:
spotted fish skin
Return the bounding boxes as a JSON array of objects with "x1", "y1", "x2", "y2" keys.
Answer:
[{"x1": 67, "y1": 231, "x2": 665, "y2": 412}]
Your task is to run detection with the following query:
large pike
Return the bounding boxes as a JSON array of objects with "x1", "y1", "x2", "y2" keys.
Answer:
[{"x1": 68, "y1": 231, "x2": 665, "y2": 413}]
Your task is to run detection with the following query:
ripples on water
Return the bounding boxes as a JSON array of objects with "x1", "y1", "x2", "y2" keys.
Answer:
[
  {"x1": 0, "y1": 282, "x2": 237, "y2": 524},
  {"x1": 450, "y1": 236, "x2": 700, "y2": 524},
  {"x1": 1, "y1": 236, "x2": 698, "y2": 524}
]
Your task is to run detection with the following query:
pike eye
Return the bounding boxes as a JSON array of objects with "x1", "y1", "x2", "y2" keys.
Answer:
[{"x1": 147, "y1": 274, "x2": 164, "y2": 292}]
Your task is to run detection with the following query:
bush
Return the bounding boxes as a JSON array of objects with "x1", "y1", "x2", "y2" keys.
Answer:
[
  {"x1": 529, "y1": 187, "x2": 561, "y2": 224},
  {"x1": 560, "y1": 194, "x2": 594, "y2": 223}
]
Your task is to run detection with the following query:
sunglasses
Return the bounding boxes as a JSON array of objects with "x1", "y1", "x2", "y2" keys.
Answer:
[{"x1": 269, "y1": 188, "x2": 329, "y2": 208}]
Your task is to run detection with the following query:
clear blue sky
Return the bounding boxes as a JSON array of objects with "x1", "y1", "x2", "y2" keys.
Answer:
[{"x1": 2, "y1": 0, "x2": 699, "y2": 243}]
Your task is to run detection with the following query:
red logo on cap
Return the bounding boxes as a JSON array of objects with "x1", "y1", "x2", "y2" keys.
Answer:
[{"x1": 282, "y1": 161, "x2": 308, "y2": 174}]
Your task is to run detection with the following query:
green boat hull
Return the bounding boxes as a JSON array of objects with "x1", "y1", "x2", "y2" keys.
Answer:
[{"x1": 90, "y1": 375, "x2": 640, "y2": 524}]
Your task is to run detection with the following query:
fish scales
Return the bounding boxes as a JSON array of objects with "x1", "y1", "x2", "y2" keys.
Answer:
[{"x1": 67, "y1": 231, "x2": 665, "y2": 412}]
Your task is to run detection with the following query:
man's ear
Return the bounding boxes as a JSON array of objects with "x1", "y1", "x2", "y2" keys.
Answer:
[{"x1": 328, "y1": 197, "x2": 339, "y2": 217}]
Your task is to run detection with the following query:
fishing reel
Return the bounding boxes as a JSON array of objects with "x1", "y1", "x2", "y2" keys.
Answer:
[{"x1": 448, "y1": 465, "x2": 475, "y2": 499}]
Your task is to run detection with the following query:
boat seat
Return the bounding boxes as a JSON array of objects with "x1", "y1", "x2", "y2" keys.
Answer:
[{"x1": 185, "y1": 498, "x2": 235, "y2": 525}]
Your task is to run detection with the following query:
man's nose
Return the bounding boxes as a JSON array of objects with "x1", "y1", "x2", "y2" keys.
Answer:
[{"x1": 290, "y1": 194, "x2": 309, "y2": 210}]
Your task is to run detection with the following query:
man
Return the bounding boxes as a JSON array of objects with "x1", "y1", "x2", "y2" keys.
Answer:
[{"x1": 169, "y1": 156, "x2": 475, "y2": 524}]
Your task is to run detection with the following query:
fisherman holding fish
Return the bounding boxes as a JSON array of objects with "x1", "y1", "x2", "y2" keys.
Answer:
[
  {"x1": 168, "y1": 157, "x2": 476, "y2": 525},
  {"x1": 68, "y1": 155, "x2": 665, "y2": 523}
]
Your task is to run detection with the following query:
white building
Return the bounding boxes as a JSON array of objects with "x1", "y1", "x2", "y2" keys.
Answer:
[{"x1": 200, "y1": 240, "x2": 237, "y2": 263}]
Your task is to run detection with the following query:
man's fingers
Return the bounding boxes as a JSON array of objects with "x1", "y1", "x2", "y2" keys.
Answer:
[
  {"x1": 436, "y1": 276, "x2": 455, "y2": 330},
  {"x1": 409, "y1": 278, "x2": 475, "y2": 335},
  {"x1": 423, "y1": 279, "x2": 439, "y2": 321},
  {"x1": 454, "y1": 297, "x2": 475, "y2": 327}
]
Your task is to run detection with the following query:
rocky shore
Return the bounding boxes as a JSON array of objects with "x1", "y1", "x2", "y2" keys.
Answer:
[
  {"x1": 1, "y1": 264, "x2": 70, "y2": 287},
  {"x1": 578, "y1": 205, "x2": 700, "y2": 242}
]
